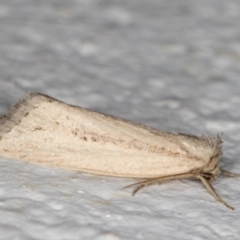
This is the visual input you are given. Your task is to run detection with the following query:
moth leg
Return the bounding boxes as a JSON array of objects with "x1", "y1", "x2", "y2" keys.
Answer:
[
  {"x1": 221, "y1": 170, "x2": 240, "y2": 178},
  {"x1": 198, "y1": 175, "x2": 234, "y2": 210}
]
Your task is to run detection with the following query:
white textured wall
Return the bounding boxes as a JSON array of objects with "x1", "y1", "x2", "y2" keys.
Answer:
[{"x1": 0, "y1": 0, "x2": 240, "y2": 239}]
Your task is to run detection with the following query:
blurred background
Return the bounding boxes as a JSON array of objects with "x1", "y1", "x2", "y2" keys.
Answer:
[{"x1": 0, "y1": 0, "x2": 240, "y2": 239}]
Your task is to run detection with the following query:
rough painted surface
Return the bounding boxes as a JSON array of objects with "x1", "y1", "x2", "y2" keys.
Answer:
[{"x1": 0, "y1": 0, "x2": 240, "y2": 239}]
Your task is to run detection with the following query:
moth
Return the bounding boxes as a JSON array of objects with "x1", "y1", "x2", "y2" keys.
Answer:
[{"x1": 0, "y1": 93, "x2": 239, "y2": 209}]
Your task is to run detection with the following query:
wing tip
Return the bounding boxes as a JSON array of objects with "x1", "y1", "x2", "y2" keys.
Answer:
[{"x1": 0, "y1": 92, "x2": 52, "y2": 139}]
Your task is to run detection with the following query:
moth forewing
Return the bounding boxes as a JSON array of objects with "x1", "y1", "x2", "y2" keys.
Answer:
[
  {"x1": 0, "y1": 93, "x2": 209, "y2": 177},
  {"x1": 0, "y1": 93, "x2": 239, "y2": 210}
]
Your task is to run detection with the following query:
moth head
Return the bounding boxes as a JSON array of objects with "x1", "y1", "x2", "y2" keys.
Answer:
[{"x1": 201, "y1": 134, "x2": 223, "y2": 179}]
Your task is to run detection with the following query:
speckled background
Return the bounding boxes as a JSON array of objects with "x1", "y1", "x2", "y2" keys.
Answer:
[{"x1": 0, "y1": 0, "x2": 240, "y2": 239}]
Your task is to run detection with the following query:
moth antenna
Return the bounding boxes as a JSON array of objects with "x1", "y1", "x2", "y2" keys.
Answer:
[
  {"x1": 124, "y1": 173, "x2": 196, "y2": 195},
  {"x1": 132, "y1": 184, "x2": 149, "y2": 196},
  {"x1": 132, "y1": 179, "x2": 166, "y2": 195},
  {"x1": 198, "y1": 175, "x2": 234, "y2": 210},
  {"x1": 122, "y1": 178, "x2": 161, "y2": 191}
]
